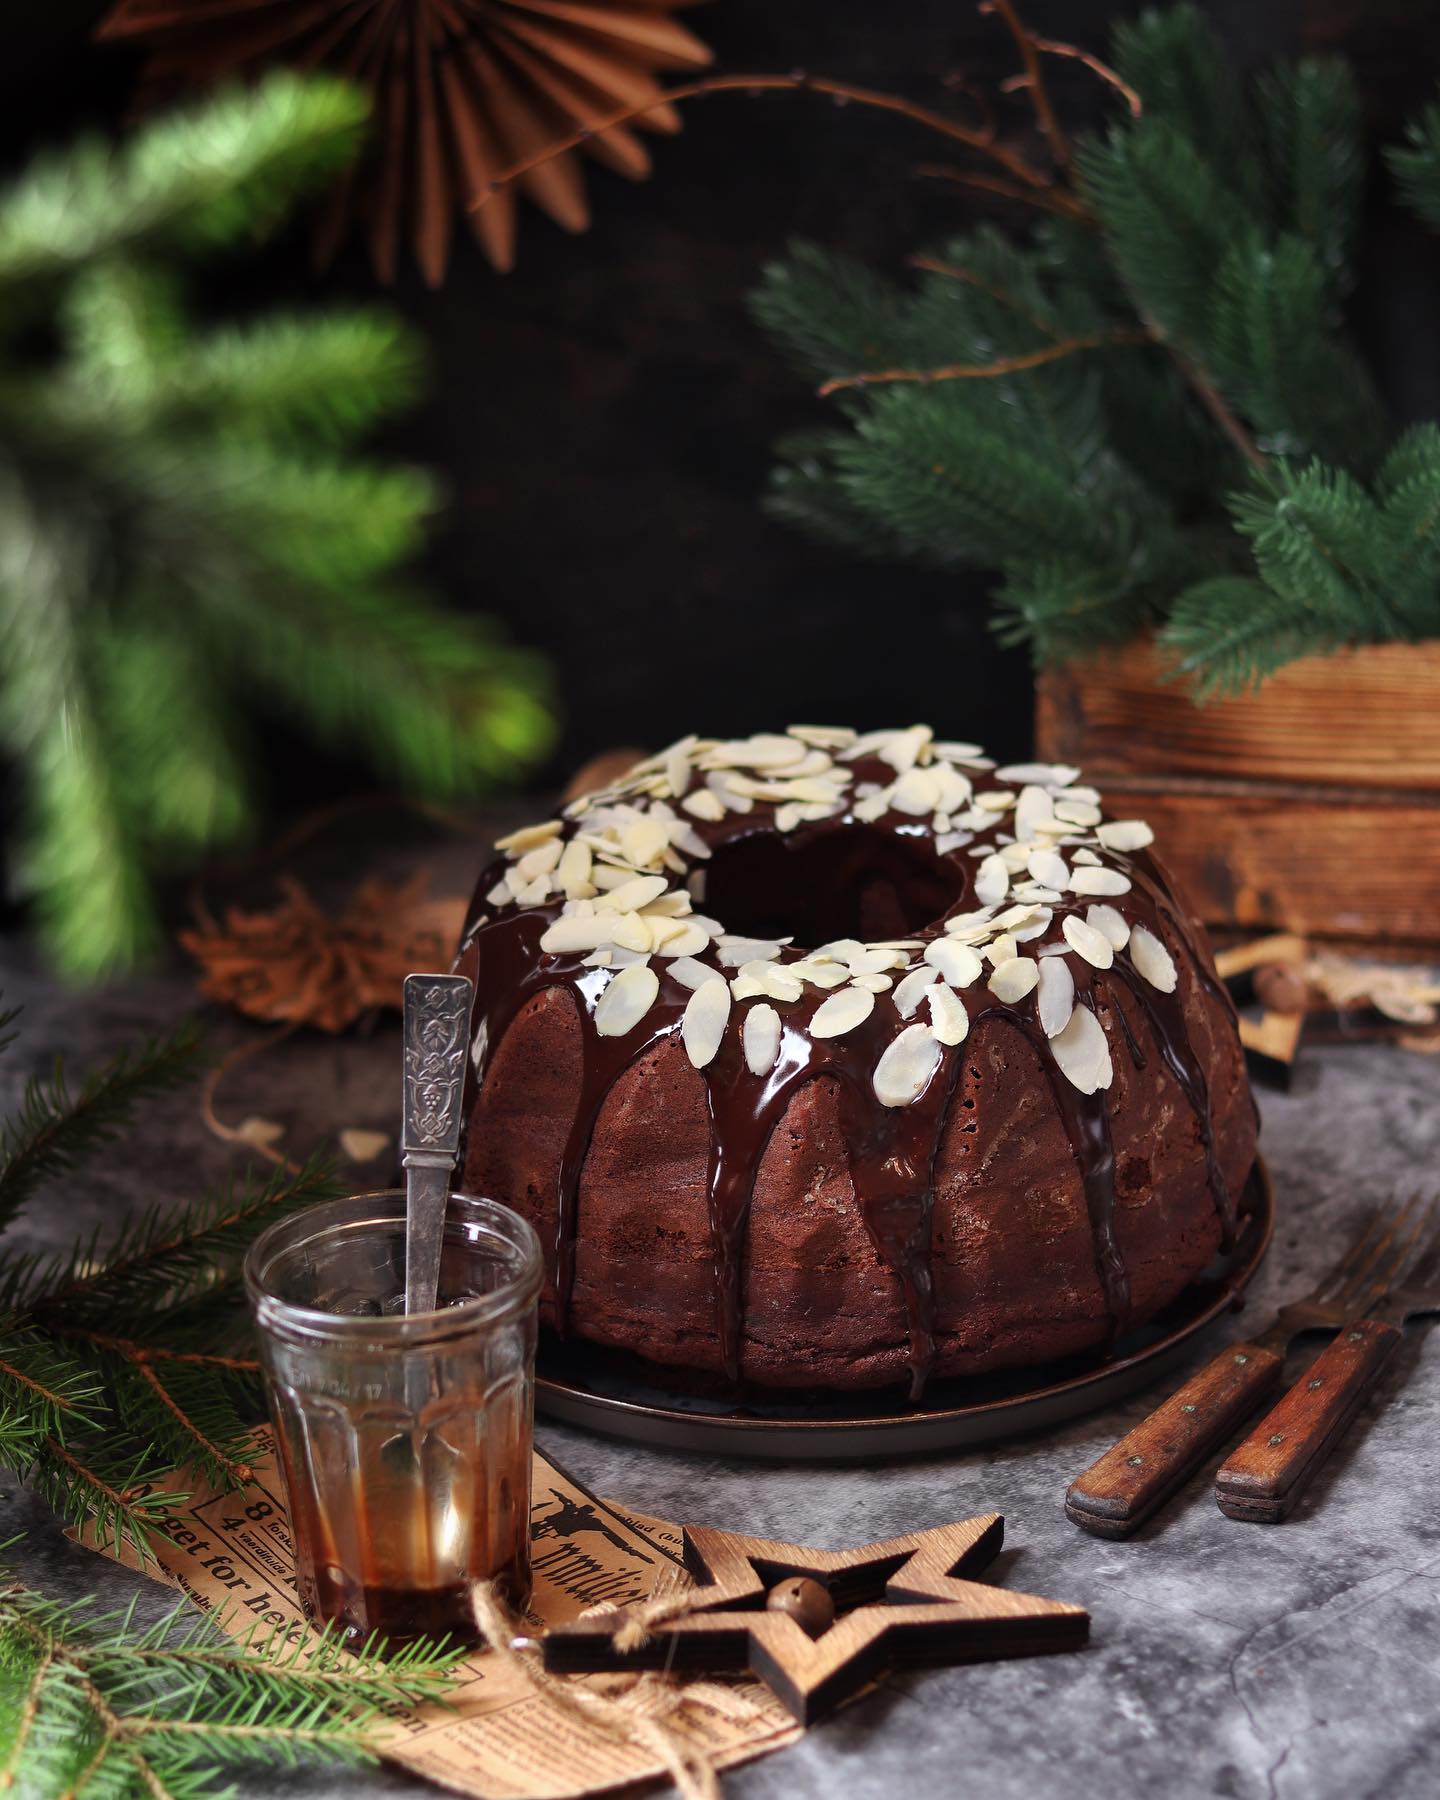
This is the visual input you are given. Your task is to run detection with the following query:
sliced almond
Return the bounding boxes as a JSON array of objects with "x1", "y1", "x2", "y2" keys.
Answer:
[
  {"x1": 540, "y1": 915, "x2": 612, "y2": 954},
  {"x1": 495, "y1": 819, "x2": 563, "y2": 854},
  {"x1": 873, "y1": 1023, "x2": 942, "y2": 1107},
  {"x1": 894, "y1": 965, "x2": 940, "y2": 1019},
  {"x1": 1085, "y1": 904, "x2": 1131, "y2": 951},
  {"x1": 975, "y1": 789, "x2": 1017, "y2": 813},
  {"x1": 1097, "y1": 819, "x2": 1155, "y2": 853},
  {"x1": 731, "y1": 960, "x2": 804, "y2": 1004},
  {"x1": 556, "y1": 838, "x2": 594, "y2": 898},
  {"x1": 596, "y1": 874, "x2": 669, "y2": 913},
  {"x1": 485, "y1": 879, "x2": 510, "y2": 907},
  {"x1": 670, "y1": 956, "x2": 721, "y2": 991},
  {"x1": 996, "y1": 761, "x2": 1079, "y2": 787},
  {"x1": 1129, "y1": 923, "x2": 1178, "y2": 993},
  {"x1": 682, "y1": 978, "x2": 731, "y2": 1068},
  {"x1": 682, "y1": 788, "x2": 727, "y2": 823},
  {"x1": 609, "y1": 912, "x2": 653, "y2": 954},
  {"x1": 986, "y1": 932, "x2": 1019, "y2": 967},
  {"x1": 664, "y1": 744, "x2": 692, "y2": 801},
  {"x1": 1063, "y1": 913, "x2": 1114, "y2": 969},
  {"x1": 926, "y1": 983, "x2": 969, "y2": 1045},
  {"x1": 788, "y1": 724, "x2": 856, "y2": 750},
  {"x1": 1036, "y1": 957, "x2": 1074, "y2": 1037},
  {"x1": 974, "y1": 854, "x2": 1010, "y2": 907},
  {"x1": 924, "y1": 939, "x2": 983, "y2": 987},
  {"x1": 1069, "y1": 867, "x2": 1133, "y2": 897},
  {"x1": 715, "y1": 937, "x2": 783, "y2": 969},
  {"x1": 516, "y1": 837, "x2": 564, "y2": 882},
  {"x1": 1010, "y1": 906, "x2": 1053, "y2": 943},
  {"x1": 1050, "y1": 1004, "x2": 1113, "y2": 1093},
  {"x1": 788, "y1": 957, "x2": 851, "y2": 990},
  {"x1": 891, "y1": 767, "x2": 939, "y2": 815},
  {"x1": 743, "y1": 1003, "x2": 783, "y2": 1075},
  {"x1": 655, "y1": 922, "x2": 711, "y2": 959},
  {"x1": 593, "y1": 964, "x2": 659, "y2": 1037},
  {"x1": 852, "y1": 973, "x2": 895, "y2": 994},
  {"x1": 1053, "y1": 798, "x2": 1102, "y2": 828},
  {"x1": 810, "y1": 986, "x2": 876, "y2": 1038},
  {"x1": 1014, "y1": 784, "x2": 1055, "y2": 843},
  {"x1": 1027, "y1": 847, "x2": 1069, "y2": 889},
  {"x1": 988, "y1": 957, "x2": 1039, "y2": 1002}
]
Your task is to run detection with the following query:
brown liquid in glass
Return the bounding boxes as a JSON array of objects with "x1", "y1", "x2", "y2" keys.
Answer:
[{"x1": 271, "y1": 1320, "x2": 533, "y2": 1653}]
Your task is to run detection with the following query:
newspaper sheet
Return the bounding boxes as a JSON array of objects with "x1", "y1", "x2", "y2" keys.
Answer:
[{"x1": 74, "y1": 1426, "x2": 800, "y2": 1798}]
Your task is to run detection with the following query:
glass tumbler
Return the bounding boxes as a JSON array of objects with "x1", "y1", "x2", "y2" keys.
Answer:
[{"x1": 244, "y1": 1190, "x2": 541, "y2": 1650}]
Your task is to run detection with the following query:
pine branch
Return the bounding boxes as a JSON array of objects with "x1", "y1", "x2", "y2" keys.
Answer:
[
  {"x1": 1387, "y1": 97, "x2": 1440, "y2": 233},
  {"x1": 0, "y1": 1020, "x2": 204, "y2": 1229},
  {"x1": 0, "y1": 1578, "x2": 459, "y2": 1798},
  {"x1": 0, "y1": 75, "x2": 368, "y2": 301},
  {"x1": 1258, "y1": 58, "x2": 1363, "y2": 290}
]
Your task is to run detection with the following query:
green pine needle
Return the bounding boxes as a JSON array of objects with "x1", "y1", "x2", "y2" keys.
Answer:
[
  {"x1": 0, "y1": 73, "x2": 553, "y2": 981},
  {"x1": 1388, "y1": 99, "x2": 1440, "y2": 233},
  {"x1": 753, "y1": 9, "x2": 1440, "y2": 697},
  {"x1": 0, "y1": 1017, "x2": 204, "y2": 1229},
  {"x1": 0, "y1": 1578, "x2": 461, "y2": 1797}
]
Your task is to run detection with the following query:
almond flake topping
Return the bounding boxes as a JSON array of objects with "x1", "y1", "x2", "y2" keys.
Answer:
[
  {"x1": 744, "y1": 1004, "x2": 783, "y2": 1075},
  {"x1": 681, "y1": 978, "x2": 731, "y2": 1069},
  {"x1": 924, "y1": 939, "x2": 983, "y2": 987},
  {"x1": 974, "y1": 854, "x2": 1010, "y2": 906},
  {"x1": 810, "y1": 986, "x2": 876, "y2": 1038},
  {"x1": 1097, "y1": 819, "x2": 1155, "y2": 853},
  {"x1": 988, "y1": 957, "x2": 1040, "y2": 1003},
  {"x1": 1129, "y1": 923, "x2": 1178, "y2": 993},
  {"x1": 593, "y1": 964, "x2": 659, "y2": 1037},
  {"x1": 1063, "y1": 914, "x2": 1115, "y2": 969},
  {"x1": 1036, "y1": 957, "x2": 1075, "y2": 1037},
  {"x1": 873, "y1": 1023, "x2": 943, "y2": 1107},
  {"x1": 1085, "y1": 904, "x2": 1131, "y2": 951},
  {"x1": 926, "y1": 983, "x2": 970, "y2": 1045},
  {"x1": 494, "y1": 819, "x2": 563, "y2": 854},
  {"x1": 1050, "y1": 1005, "x2": 1113, "y2": 1093},
  {"x1": 669, "y1": 956, "x2": 723, "y2": 991},
  {"x1": 894, "y1": 964, "x2": 940, "y2": 1019},
  {"x1": 1069, "y1": 867, "x2": 1133, "y2": 897}
]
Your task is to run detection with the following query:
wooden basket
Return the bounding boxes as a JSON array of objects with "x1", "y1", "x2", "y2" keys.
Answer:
[{"x1": 1034, "y1": 636, "x2": 1440, "y2": 952}]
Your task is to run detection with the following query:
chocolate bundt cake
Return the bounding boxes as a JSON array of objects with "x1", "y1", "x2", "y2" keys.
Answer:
[{"x1": 455, "y1": 726, "x2": 1257, "y2": 1398}]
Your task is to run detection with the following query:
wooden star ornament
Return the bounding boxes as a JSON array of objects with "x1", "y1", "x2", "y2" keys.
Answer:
[{"x1": 543, "y1": 1514, "x2": 1088, "y2": 1724}]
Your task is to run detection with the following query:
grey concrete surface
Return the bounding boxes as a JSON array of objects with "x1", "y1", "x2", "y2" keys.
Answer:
[{"x1": 2, "y1": 937, "x2": 1437, "y2": 1800}]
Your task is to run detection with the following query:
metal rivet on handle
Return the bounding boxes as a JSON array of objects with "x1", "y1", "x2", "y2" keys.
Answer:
[
  {"x1": 1268, "y1": 1433, "x2": 1285, "y2": 1446},
  {"x1": 1308, "y1": 1377, "x2": 1324, "y2": 1390},
  {"x1": 1234, "y1": 1353, "x2": 1249, "y2": 1364},
  {"x1": 1127, "y1": 1455, "x2": 1144, "y2": 1467},
  {"x1": 1181, "y1": 1403, "x2": 1197, "y2": 1414},
  {"x1": 1348, "y1": 1330, "x2": 1364, "y2": 1342}
]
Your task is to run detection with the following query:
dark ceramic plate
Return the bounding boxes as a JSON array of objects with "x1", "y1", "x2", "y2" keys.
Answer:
[{"x1": 536, "y1": 1157, "x2": 1275, "y2": 1460}]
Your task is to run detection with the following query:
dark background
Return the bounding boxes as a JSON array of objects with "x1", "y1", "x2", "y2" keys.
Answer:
[{"x1": 6, "y1": 0, "x2": 1440, "y2": 787}]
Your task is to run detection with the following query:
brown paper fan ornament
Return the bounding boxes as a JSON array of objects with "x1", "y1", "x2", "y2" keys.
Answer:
[{"x1": 94, "y1": 0, "x2": 713, "y2": 284}]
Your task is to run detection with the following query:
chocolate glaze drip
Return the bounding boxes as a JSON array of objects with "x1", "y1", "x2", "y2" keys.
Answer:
[
  {"x1": 1107, "y1": 959, "x2": 1236, "y2": 1249},
  {"x1": 455, "y1": 756, "x2": 1250, "y2": 1397}
]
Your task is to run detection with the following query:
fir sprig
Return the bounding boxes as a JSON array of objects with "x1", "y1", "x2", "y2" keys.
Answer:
[
  {"x1": 0, "y1": 1579, "x2": 461, "y2": 1799},
  {"x1": 0, "y1": 1004, "x2": 342, "y2": 1553},
  {"x1": 0, "y1": 73, "x2": 553, "y2": 981},
  {"x1": 746, "y1": 4, "x2": 1440, "y2": 695}
]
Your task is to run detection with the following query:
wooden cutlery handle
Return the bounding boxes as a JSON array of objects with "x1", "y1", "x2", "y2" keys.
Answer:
[
  {"x1": 1065, "y1": 1341, "x2": 1285, "y2": 1537},
  {"x1": 1214, "y1": 1319, "x2": 1403, "y2": 1523}
]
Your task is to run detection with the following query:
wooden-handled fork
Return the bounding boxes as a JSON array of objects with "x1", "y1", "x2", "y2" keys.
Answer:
[
  {"x1": 1065, "y1": 1199, "x2": 1421, "y2": 1538},
  {"x1": 1215, "y1": 1198, "x2": 1439, "y2": 1522}
]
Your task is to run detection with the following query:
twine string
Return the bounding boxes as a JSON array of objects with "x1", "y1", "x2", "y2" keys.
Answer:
[{"x1": 469, "y1": 1580, "x2": 722, "y2": 1800}]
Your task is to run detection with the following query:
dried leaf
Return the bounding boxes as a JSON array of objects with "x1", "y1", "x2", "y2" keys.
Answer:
[{"x1": 180, "y1": 873, "x2": 466, "y2": 1033}]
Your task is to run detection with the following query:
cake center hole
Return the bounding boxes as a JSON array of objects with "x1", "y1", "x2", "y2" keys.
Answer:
[{"x1": 703, "y1": 825, "x2": 965, "y2": 949}]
